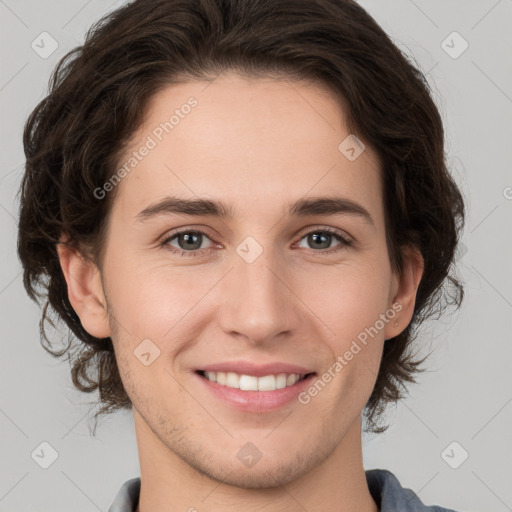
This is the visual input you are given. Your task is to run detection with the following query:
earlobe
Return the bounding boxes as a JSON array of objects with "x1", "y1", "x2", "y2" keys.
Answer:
[
  {"x1": 56, "y1": 238, "x2": 111, "y2": 339},
  {"x1": 385, "y1": 246, "x2": 424, "y2": 340}
]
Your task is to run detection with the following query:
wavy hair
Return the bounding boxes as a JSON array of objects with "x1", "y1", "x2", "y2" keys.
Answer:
[{"x1": 18, "y1": 0, "x2": 465, "y2": 434}]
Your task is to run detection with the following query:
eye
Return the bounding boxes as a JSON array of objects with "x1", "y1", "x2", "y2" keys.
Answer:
[
  {"x1": 295, "y1": 227, "x2": 353, "y2": 254},
  {"x1": 160, "y1": 229, "x2": 216, "y2": 257},
  {"x1": 159, "y1": 226, "x2": 354, "y2": 258}
]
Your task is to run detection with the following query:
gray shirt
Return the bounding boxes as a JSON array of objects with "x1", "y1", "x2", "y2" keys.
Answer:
[{"x1": 108, "y1": 469, "x2": 458, "y2": 511}]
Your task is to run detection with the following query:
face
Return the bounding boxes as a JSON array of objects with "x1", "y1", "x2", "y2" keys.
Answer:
[{"x1": 64, "y1": 72, "x2": 421, "y2": 489}]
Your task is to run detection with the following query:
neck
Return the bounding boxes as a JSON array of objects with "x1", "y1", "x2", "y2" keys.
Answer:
[{"x1": 134, "y1": 411, "x2": 378, "y2": 512}]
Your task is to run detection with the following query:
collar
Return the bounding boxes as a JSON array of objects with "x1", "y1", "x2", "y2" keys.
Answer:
[{"x1": 108, "y1": 468, "x2": 457, "y2": 512}]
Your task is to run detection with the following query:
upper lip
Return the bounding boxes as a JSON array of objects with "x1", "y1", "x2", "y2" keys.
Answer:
[{"x1": 197, "y1": 361, "x2": 316, "y2": 377}]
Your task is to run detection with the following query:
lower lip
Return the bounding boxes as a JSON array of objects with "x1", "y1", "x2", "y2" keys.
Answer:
[{"x1": 194, "y1": 372, "x2": 316, "y2": 413}]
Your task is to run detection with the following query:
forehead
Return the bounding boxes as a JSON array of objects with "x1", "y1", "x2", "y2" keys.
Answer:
[{"x1": 111, "y1": 72, "x2": 383, "y2": 225}]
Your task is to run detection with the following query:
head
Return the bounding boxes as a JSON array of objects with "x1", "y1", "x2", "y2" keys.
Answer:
[{"x1": 18, "y1": 0, "x2": 464, "y2": 480}]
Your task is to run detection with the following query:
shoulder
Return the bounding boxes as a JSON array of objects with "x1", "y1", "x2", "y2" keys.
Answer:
[
  {"x1": 108, "y1": 477, "x2": 141, "y2": 512},
  {"x1": 365, "y1": 469, "x2": 458, "y2": 512}
]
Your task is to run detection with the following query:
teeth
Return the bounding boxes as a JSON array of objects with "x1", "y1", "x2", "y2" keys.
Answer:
[{"x1": 203, "y1": 371, "x2": 305, "y2": 391}]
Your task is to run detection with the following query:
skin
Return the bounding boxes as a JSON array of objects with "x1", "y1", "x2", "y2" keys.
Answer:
[{"x1": 58, "y1": 72, "x2": 424, "y2": 512}]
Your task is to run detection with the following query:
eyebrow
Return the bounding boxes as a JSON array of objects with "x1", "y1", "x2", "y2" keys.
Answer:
[{"x1": 136, "y1": 195, "x2": 375, "y2": 227}]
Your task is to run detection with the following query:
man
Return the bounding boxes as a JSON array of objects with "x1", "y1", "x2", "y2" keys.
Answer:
[{"x1": 18, "y1": 1, "x2": 464, "y2": 510}]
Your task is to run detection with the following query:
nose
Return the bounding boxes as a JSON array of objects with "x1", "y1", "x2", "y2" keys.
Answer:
[{"x1": 215, "y1": 242, "x2": 301, "y2": 346}]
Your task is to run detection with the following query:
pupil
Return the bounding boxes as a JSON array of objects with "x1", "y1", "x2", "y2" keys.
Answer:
[
  {"x1": 181, "y1": 233, "x2": 201, "y2": 250},
  {"x1": 310, "y1": 232, "x2": 330, "y2": 249}
]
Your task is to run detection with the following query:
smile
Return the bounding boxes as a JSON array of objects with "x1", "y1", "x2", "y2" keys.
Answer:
[
  {"x1": 198, "y1": 370, "x2": 312, "y2": 391},
  {"x1": 195, "y1": 370, "x2": 317, "y2": 413}
]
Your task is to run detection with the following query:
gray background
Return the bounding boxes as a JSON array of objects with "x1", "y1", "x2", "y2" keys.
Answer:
[{"x1": 1, "y1": 1, "x2": 511, "y2": 511}]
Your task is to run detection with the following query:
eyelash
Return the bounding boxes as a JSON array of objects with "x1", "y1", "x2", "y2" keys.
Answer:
[{"x1": 159, "y1": 226, "x2": 354, "y2": 258}]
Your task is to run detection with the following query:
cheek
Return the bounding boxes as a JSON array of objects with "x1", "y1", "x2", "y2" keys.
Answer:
[
  {"x1": 104, "y1": 257, "x2": 215, "y2": 348},
  {"x1": 302, "y1": 259, "x2": 392, "y2": 339},
  {"x1": 304, "y1": 268, "x2": 388, "y2": 410}
]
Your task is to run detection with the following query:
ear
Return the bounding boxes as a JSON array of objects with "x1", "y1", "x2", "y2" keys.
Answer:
[
  {"x1": 56, "y1": 237, "x2": 111, "y2": 339},
  {"x1": 384, "y1": 245, "x2": 424, "y2": 340}
]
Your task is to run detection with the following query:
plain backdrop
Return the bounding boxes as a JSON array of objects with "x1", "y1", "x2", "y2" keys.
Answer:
[{"x1": 1, "y1": 1, "x2": 511, "y2": 511}]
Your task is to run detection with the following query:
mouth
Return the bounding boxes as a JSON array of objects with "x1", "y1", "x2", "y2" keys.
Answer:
[
  {"x1": 194, "y1": 369, "x2": 317, "y2": 412},
  {"x1": 192, "y1": 359, "x2": 318, "y2": 412},
  {"x1": 195, "y1": 369, "x2": 316, "y2": 391}
]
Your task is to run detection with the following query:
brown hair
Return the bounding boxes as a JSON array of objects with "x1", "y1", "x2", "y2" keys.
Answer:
[{"x1": 18, "y1": 0, "x2": 465, "y2": 434}]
